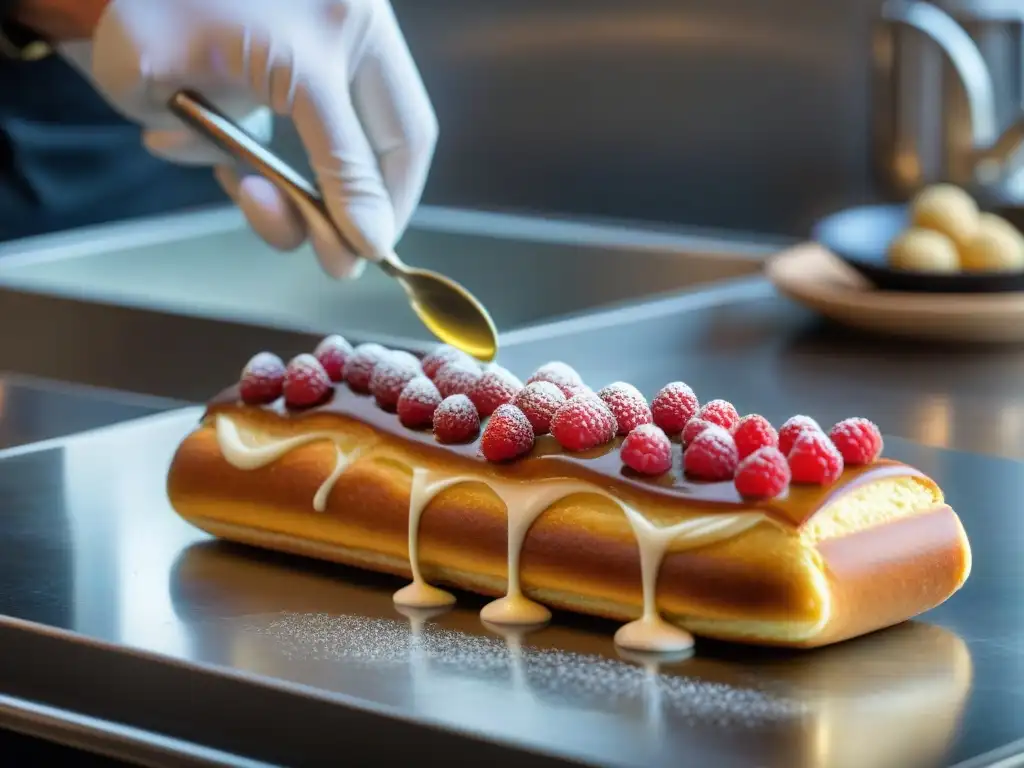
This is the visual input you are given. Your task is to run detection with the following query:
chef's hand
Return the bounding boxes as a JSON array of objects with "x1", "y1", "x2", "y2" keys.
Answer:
[{"x1": 65, "y1": 0, "x2": 438, "y2": 278}]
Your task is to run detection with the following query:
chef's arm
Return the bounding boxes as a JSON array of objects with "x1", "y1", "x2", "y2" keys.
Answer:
[{"x1": 7, "y1": 0, "x2": 107, "y2": 41}]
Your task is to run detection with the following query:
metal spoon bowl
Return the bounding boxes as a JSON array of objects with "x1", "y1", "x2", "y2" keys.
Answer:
[{"x1": 168, "y1": 90, "x2": 498, "y2": 362}]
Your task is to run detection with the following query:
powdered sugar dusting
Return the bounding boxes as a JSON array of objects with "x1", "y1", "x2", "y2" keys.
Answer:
[
  {"x1": 695, "y1": 425, "x2": 736, "y2": 453},
  {"x1": 697, "y1": 399, "x2": 740, "y2": 430},
  {"x1": 512, "y1": 382, "x2": 566, "y2": 435},
  {"x1": 598, "y1": 382, "x2": 653, "y2": 435},
  {"x1": 682, "y1": 417, "x2": 713, "y2": 445},
  {"x1": 435, "y1": 362, "x2": 483, "y2": 398},
  {"x1": 437, "y1": 393, "x2": 477, "y2": 421},
  {"x1": 527, "y1": 362, "x2": 587, "y2": 398},
  {"x1": 370, "y1": 357, "x2": 422, "y2": 408},
  {"x1": 433, "y1": 393, "x2": 481, "y2": 442},
  {"x1": 784, "y1": 415, "x2": 820, "y2": 430},
  {"x1": 778, "y1": 415, "x2": 824, "y2": 457},
  {"x1": 422, "y1": 345, "x2": 476, "y2": 380},
  {"x1": 388, "y1": 350, "x2": 422, "y2": 370},
  {"x1": 400, "y1": 376, "x2": 441, "y2": 406},
  {"x1": 244, "y1": 612, "x2": 805, "y2": 726}
]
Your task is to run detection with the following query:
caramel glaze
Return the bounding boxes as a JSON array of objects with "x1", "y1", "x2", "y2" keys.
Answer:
[{"x1": 206, "y1": 384, "x2": 930, "y2": 529}]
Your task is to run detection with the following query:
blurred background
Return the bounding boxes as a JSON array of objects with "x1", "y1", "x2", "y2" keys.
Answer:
[{"x1": 277, "y1": 0, "x2": 881, "y2": 239}]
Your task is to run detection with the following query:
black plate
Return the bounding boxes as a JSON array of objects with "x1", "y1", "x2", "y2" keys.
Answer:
[{"x1": 812, "y1": 203, "x2": 1024, "y2": 293}]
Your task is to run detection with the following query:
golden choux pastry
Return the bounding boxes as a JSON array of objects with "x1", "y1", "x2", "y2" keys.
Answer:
[
  {"x1": 978, "y1": 213, "x2": 1024, "y2": 248},
  {"x1": 960, "y1": 215, "x2": 1024, "y2": 272},
  {"x1": 165, "y1": 341, "x2": 972, "y2": 652},
  {"x1": 910, "y1": 184, "x2": 980, "y2": 249},
  {"x1": 887, "y1": 227, "x2": 960, "y2": 272}
]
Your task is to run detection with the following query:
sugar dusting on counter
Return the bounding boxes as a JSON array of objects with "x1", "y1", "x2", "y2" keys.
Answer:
[{"x1": 244, "y1": 612, "x2": 806, "y2": 726}]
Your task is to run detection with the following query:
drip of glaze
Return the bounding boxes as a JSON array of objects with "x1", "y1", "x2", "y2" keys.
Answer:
[
  {"x1": 614, "y1": 509, "x2": 764, "y2": 653},
  {"x1": 393, "y1": 469, "x2": 464, "y2": 609},
  {"x1": 313, "y1": 445, "x2": 362, "y2": 512},
  {"x1": 480, "y1": 479, "x2": 601, "y2": 625},
  {"x1": 215, "y1": 415, "x2": 764, "y2": 653},
  {"x1": 216, "y1": 415, "x2": 355, "y2": 514}
]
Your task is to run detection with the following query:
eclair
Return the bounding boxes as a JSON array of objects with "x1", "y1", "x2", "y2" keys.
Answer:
[{"x1": 166, "y1": 336, "x2": 972, "y2": 652}]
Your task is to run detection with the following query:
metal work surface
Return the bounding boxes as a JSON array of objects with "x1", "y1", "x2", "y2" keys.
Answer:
[
  {"x1": 497, "y1": 279, "x2": 1024, "y2": 463},
  {"x1": 0, "y1": 392, "x2": 1018, "y2": 767},
  {"x1": 1, "y1": 271, "x2": 1022, "y2": 463},
  {"x1": 0, "y1": 375, "x2": 177, "y2": 450},
  {"x1": 0, "y1": 205, "x2": 769, "y2": 347},
  {"x1": 1, "y1": 205, "x2": 1024, "y2": 464},
  {"x1": 386, "y1": 0, "x2": 881, "y2": 235}
]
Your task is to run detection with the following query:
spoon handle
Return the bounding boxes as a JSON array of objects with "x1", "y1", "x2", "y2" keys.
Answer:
[{"x1": 168, "y1": 89, "x2": 405, "y2": 276}]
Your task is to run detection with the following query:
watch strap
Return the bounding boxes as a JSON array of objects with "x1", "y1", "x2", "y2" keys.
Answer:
[{"x1": 0, "y1": 2, "x2": 54, "y2": 61}]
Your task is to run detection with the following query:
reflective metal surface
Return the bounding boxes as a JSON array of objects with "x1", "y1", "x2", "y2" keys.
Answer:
[
  {"x1": 0, "y1": 206, "x2": 768, "y2": 350},
  {"x1": 383, "y1": 1, "x2": 884, "y2": 235},
  {"x1": 498, "y1": 279, "x2": 1024, "y2": 463},
  {"x1": 872, "y1": 0, "x2": 1024, "y2": 201},
  {"x1": 2, "y1": 203, "x2": 1024, "y2": 461},
  {"x1": 0, "y1": 395, "x2": 1020, "y2": 766},
  {"x1": 0, "y1": 374, "x2": 176, "y2": 450}
]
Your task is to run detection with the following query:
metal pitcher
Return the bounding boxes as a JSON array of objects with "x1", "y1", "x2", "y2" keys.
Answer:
[{"x1": 873, "y1": 0, "x2": 1024, "y2": 203}]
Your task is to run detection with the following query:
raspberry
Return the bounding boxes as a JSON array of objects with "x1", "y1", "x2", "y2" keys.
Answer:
[
  {"x1": 389, "y1": 350, "x2": 423, "y2": 371},
  {"x1": 697, "y1": 399, "x2": 740, "y2": 431},
  {"x1": 239, "y1": 351, "x2": 286, "y2": 404},
  {"x1": 370, "y1": 357, "x2": 422, "y2": 411},
  {"x1": 598, "y1": 382, "x2": 652, "y2": 435},
  {"x1": 734, "y1": 447, "x2": 791, "y2": 498},
  {"x1": 732, "y1": 414, "x2": 778, "y2": 459},
  {"x1": 778, "y1": 415, "x2": 822, "y2": 456},
  {"x1": 620, "y1": 424, "x2": 673, "y2": 475},
  {"x1": 527, "y1": 361, "x2": 585, "y2": 397},
  {"x1": 470, "y1": 366, "x2": 523, "y2": 417},
  {"x1": 435, "y1": 362, "x2": 483, "y2": 399},
  {"x1": 397, "y1": 376, "x2": 442, "y2": 428},
  {"x1": 562, "y1": 383, "x2": 594, "y2": 399},
  {"x1": 432, "y1": 394, "x2": 480, "y2": 443},
  {"x1": 313, "y1": 335, "x2": 354, "y2": 382},
  {"x1": 549, "y1": 395, "x2": 618, "y2": 451},
  {"x1": 511, "y1": 381, "x2": 565, "y2": 435},
  {"x1": 829, "y1": 417, "x2": 883, "y2": 465},
  {"x1": 422, "y1": 345, "x2": 475, "y2": 380},
  {"x1": 283, "y1": 354, "x2": 332, "y2": 408},
  {"x1": 682, "y1": 417, "x2": 713, "y2": 445},
  {"x1": 481, "y1": 404, "x2": 535, "y2": 461},
  {"x1": 651, "y1": 382, "x2": 699, "y2": 433},
  {"x1": 683, "y1": 425, "x2": 739, "y2": 481},
  {"x1": 344, "y1": 343, "x2": 390, "y2": 393},
  {"x1": 788, "y1": 430, "x2": 844, "y2": 485}
]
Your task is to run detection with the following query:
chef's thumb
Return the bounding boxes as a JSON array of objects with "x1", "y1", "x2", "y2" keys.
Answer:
[{"x1": 214, "y1": 166, "x2": 366, "y2": 279}]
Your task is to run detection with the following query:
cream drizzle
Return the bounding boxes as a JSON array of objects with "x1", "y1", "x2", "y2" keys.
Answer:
[
  {"x1": 215, "y1": 415, "x2": 359, "y2": 513},
  {"x1": 214, "y1": 414, "x2": 764, "y2": 653}
]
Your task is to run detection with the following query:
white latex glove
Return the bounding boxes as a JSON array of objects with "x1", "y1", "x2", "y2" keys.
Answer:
[{"x1": 78, "y1": 0, "x2": 438, "y2": 278}]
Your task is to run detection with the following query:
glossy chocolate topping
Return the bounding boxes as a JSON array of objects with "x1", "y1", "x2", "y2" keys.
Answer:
[{"x1": 206, "y1": 384, "x2": 928, "y2": 528}]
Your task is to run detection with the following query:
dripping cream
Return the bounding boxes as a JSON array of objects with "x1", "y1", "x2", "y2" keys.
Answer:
[{"x1": 215, "y1": 414, "x2": 764, "y2": 653}]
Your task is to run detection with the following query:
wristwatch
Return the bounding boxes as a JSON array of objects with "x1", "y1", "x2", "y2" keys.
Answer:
[{"x1": 0, "y1": 0, "x2": 53, "y2": 61}]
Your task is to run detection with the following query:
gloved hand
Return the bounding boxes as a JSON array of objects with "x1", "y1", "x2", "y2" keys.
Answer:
[{"x1": 71, "y1": 0, "x2": 438, "y2": 278}]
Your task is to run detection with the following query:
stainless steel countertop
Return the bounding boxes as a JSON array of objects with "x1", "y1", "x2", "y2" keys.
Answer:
[
  {"x1": 0, "y1": 209, "x2": 1021, "y2": 765},
  {"x1": 0, "y1": 397, "x2": 1017, "y2": 768},
  {"x1": 0, "y1": 380, "x2": 1011, "y2": 768},
  {"x1": 0, "y1": 205, "x2": 1021, "y2": 462},
  {"x1": 499, "y1": 278, "x2": 1024, "y2": 462}
]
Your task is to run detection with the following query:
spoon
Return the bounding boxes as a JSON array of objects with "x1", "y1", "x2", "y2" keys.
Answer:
[{"x1": 167, "y1": 90, "x2": 499, "y2": 363}]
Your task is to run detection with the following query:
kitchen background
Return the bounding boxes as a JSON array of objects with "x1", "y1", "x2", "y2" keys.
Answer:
[
  {"x1": 268, "y1": 0, "x2": 885, "y2": 240},
  {"x1": 2, "y1": 0, "x2": 1023, "y2": 402}
]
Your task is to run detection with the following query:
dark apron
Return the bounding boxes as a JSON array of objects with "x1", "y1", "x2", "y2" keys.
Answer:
[{"x1": 0, "y1": 54, "x2": 226, "y2": 241}]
